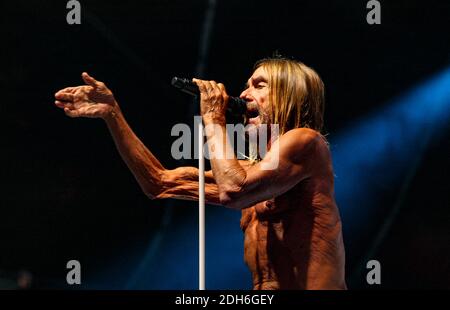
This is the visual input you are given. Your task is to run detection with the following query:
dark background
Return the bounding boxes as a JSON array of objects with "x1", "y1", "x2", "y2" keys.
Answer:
[{"x1": 0, "y1": 0, "x2": 449, "y2": 289}]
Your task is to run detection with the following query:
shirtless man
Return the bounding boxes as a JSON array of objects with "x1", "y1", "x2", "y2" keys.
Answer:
[{"x1": 54, "y1": 58, "x2": 347, "y2": 290}]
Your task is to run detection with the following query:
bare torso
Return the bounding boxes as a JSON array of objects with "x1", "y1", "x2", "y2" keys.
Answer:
[{"x1": 239, "y1": 143, "x2": 347, "y2": 290}]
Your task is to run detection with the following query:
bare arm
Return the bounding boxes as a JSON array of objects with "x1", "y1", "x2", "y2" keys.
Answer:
[
  {"x1": 206, "y1": 125, "x2": 323, "y2": 209},
  {"x1": 193, "y1": 78, "x2": 325, "y2": 210},
  {"x1": 102, "y1": 108, "x2": 166, "y2": 198},
  {"x1": 54, "y1": 72, "x2": 224, "y2": 204},
  {"x1": 104, "y1": 109, "x2": 222, "y2": 204}
]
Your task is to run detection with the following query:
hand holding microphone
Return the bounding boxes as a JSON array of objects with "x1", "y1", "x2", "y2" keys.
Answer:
[{"x1": 171, "y1": 77, "x2": 258, "y2": 121}]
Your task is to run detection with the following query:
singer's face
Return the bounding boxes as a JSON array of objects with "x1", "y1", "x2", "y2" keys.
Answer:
[{"x1": 240, "y1": 67, "x2": 270, "y2": 127}]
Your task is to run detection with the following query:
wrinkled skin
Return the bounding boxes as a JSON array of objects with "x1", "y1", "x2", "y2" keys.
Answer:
[
  {"x1": 239, "y1": 155, "x2": 346, "y2": 290},
  {"x1": 55, "y1": 72, "x2": 347, "y2": 290}
]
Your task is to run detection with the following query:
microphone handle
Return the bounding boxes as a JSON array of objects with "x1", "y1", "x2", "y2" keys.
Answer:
[{"x1": 171, "y1": 77, "x2": 247, "y2": 116}]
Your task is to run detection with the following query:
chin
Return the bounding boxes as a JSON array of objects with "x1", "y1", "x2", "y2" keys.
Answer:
[
  {"x1": 244, "y1": 117, "x2": 262, "y2": 138},
  {"x1": 247, "y1": 116, "x2": 261, "y2": 126}
]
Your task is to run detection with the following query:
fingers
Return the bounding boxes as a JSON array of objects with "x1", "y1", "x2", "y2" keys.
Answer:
[
  {"x1": 55, "y1": 92, "x2": 74, "y2": 102},
  {"x1": 54, "y1": 88, "x2": 75, "y2": 100},
  {"x1": 55, "y1": 89, "x2": 76, "y2": 109},
  {"x1": 192, "y1": 79, "x2": 227, "y2": 97},
  {"x1": 192, "y1": 78, "x2": 208, "y2": 94},
  {"x1": 55, "y1": 98, "x2": 75, "y2": 111},
  {"x1": 63, "y1": 105, "x2": 101, "y2": 119},
  {"x1": 209, "y1": 81, "x2": 224, "y2": 97},
  {"x1": 217, "y1": 82, "x2": 226, "y2": 94},
  {"x1": 82, "y1": 72, "x2": 99, "y2": 88},
  {"x1": 64, "y1": 107, "x2": 80, "y2": 118},
  {"x1": 55, "y1": 100, "x2": 69, "y2": 108},
  {"x1": 58, "y1": 87, "x2": 77, "y2": 94}
]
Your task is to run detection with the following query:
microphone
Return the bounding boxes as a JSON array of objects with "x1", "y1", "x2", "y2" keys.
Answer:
[{"x1": 171, "y1": 77, "x2": 257, "y2": 118}]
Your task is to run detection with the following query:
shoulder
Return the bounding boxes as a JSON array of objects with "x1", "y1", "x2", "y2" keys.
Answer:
[
  {"x1": 277, "y1": 128, "x2": 328, "y2": 158},
  {"x1": 282, "y1": 127, "x2": 321, "y2": 142}
]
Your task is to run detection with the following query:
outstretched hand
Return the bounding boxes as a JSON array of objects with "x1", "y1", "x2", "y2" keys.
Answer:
[{"x1": 54, "y1": 72, "x2": 118, "y2": 119}]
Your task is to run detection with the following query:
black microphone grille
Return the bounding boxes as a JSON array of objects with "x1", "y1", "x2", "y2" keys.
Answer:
[{"x1": 171, "y1": 77, "x2": 199, "y2": 96}]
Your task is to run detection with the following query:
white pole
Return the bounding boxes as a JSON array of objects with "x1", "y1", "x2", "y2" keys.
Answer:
[{"x1": 198, "y1": 120, "x2": 206, "y2": 290}]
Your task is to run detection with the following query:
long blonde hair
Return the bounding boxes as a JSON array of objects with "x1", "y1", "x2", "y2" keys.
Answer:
[{"x1": 254, "y1": 58, "x2": 325, "y2": 135}]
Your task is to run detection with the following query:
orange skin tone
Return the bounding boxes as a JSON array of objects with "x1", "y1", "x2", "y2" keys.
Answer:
[{"x1": 54, "y1": 70, "x2": 346, "y2": 289}]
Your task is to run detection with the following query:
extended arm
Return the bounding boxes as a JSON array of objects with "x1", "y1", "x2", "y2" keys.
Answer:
[
  {"x1": 54, "y1": 72, "x2": 222, "y2": 205},
  {"x1": 104, "y1": 109, "x2": 222, "y2": 204}
]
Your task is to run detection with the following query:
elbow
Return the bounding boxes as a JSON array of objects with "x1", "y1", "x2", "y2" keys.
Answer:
[
  {"x1": 219, "y1": 191, "x2": 232, "y2": 207},
  {"x1": 143, "y1": 187, "x2": 159, "y2": 200},
  {"x1": 145, "y1": 192, "x2": 158, "y2": 200},
  {"x1": 144, "y1": 180, "x2": 168, "y2": 200},
  {"x1": 219, "y1": 186, "x2": 243, "y2": 210},
  {"x1": 143, "y1": 170, "x2": 167, "y2": 200}
]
